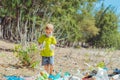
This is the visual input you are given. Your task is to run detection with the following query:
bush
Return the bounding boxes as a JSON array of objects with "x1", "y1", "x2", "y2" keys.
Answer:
[
  {"x1": 14, "y1": 43, "x2": 40, "y2": 68},
  {"x1": 94, "y1": 32, "x2": 120, "y2": 49}
]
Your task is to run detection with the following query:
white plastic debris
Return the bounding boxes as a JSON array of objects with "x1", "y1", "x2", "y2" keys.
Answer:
[
  {"x1": 112, "y1": 74, "x2": 120, "y2": 80},
  {"x1": 69, "y1": 76, "x2": 81, "y2": 80},
  {"x1": 95, "y1": 67, "x2": 109, "y2": 80}
]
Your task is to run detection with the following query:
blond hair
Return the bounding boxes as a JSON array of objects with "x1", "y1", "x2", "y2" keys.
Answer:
[{"x1": 45, "y1": 23, "x2": 54, "y2": 30}]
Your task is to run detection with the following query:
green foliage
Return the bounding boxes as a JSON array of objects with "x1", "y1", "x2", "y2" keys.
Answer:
[
  {"x1": 1, "y1": 0, "x2": 120, "y2": 49},
  {"x1": 77, "y1": 1, "x2": 99, "y2": 43},
  {"x1": 79, "y1": 18, "x2": 99, "y2": 41},
  {"x1": 88, "y1": 5, "x2": 120, "y2": 49},
  {"x1": 14, "y1": 43, "x2": 40, "y2": 68},
  {"x1": 97, "y1": 61, "x2": 105, "y2": 68}
]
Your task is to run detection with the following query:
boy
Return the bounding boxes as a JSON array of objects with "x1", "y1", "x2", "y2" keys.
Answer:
[{"x1": 38, "y1": 23, "x2": 57, "y2": 77}]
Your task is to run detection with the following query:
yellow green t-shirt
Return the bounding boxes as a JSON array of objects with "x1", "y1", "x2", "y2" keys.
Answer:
[{"x1": 38, "y1": 34, "x2": 57, "y2": 57}]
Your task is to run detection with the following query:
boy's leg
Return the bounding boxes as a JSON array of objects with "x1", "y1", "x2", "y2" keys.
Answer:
[
  {"x1": 42, "y1": 57, "x2": 49, "y2": 73},
  {"x1": 44, "y1": 64, "x2": 49, "y2": 73},
  {"x1": 49, "y1": 56, "x2": 54, "y2": 74},
  {"x1": 42, "y1": 56, "x2": 54, "y2": 74},
  {"x1": 49, "y1": 64, "x2": 53, "y2": 74}
]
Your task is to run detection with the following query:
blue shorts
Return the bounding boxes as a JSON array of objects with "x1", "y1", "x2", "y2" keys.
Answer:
[{"x1": 42, "y1": 56, "x2": 54, "y2": 65}]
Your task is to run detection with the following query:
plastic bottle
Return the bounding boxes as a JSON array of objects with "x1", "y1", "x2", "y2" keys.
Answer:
[
  {"x1": 112, "y1": 74, "x2": 120, "y2": 80},
  {"x1": 63, "y1": 72, "x2": 70, "y2": 80},
  {"x1": 40, "y1": 71, "x2": 48, "y2": 79},
  {"x1": 70, "y1": 76, "x2": 81, "y2": 80},
  {"x1": 76, "y1": 69, "x2": 84, "y2": 78},
  {"x1": 48, "y1": 74, "x2": 55, "y2": 80},
  {"x1": 95, "y1": 67, "x2": 109, "y2": 80},
  {"x1": 35, "y1": 76, "x2": 44, "y2": 80},
  {"x1": 50, "y1": 44, "x2": 55, "y2": 51},
  {"x1": 53, "y1": 71, "x2": 61, "y2": 80}
]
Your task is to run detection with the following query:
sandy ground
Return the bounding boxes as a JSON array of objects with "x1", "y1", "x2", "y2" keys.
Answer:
[{"x1": 0, "y1": 40, "x2": 120, "y2": 79}]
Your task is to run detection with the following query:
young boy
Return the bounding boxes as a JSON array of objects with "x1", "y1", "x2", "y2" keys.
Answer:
[{"x1": 38, "y1": 23, "x2": 57, "y2": 76}]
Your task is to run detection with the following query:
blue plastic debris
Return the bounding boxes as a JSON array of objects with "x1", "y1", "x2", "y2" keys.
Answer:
[
  {"x1": 114, "y1": 68, "x2": 120, "y2": 74},
  {"x1": 4, "y1": 76, "x2": 24, "y2": 80},
  {"x1": 48, "y1": 74, "x2": 55, "y2": 80},
  {"x1": 54, "y1": 71, "x2": 61, "y2": 79},
  {"x1": 64, "y1": 72, "x2": 70, "y2": 76}
]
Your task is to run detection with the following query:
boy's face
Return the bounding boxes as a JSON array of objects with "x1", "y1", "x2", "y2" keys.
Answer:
[{"x1": 45, "y1": 27, "x2": 53, "y2": 35}]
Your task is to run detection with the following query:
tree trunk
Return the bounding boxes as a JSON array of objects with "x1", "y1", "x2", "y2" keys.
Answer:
[{"x1": 0, "y1": 25, "x2": 2, "y2": 39}]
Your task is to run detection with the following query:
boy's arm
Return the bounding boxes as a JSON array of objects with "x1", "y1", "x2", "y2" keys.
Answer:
[
  {"x1": 38, "y1": 35, "x2": 44, "y2": 49},
  {"x1": 52, "y1": 37, "x2": 57, "y2": 45},
  {"x1": 50, "y1": 37, "x2": 57, "y2": 50}
]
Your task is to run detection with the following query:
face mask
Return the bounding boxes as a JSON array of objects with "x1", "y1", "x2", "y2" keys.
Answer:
[{"x1": 46, "y1": 32, "x2": 52, "y2": 37}]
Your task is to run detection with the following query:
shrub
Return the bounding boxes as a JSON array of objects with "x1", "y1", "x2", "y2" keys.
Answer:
[{"x1": 14, "y1": 43, "x2": 40, "y2": 68}]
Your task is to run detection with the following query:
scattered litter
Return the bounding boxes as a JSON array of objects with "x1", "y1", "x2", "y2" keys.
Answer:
[{"x1": 4, "y1": 67, "x2": 120, "y2": 80}]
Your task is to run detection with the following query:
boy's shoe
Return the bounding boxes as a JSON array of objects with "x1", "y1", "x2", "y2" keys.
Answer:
[{"x1": 48, "y1": 74, "x2": 54, "y2": 80}]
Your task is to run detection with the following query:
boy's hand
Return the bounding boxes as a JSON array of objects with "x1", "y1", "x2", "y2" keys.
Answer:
[
  {"x1": 39, "y1": 41, "x2": 46, "y2": 50},
  {"x1": 50, "y1": 44, "x2": 55, "y2": 51}
]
